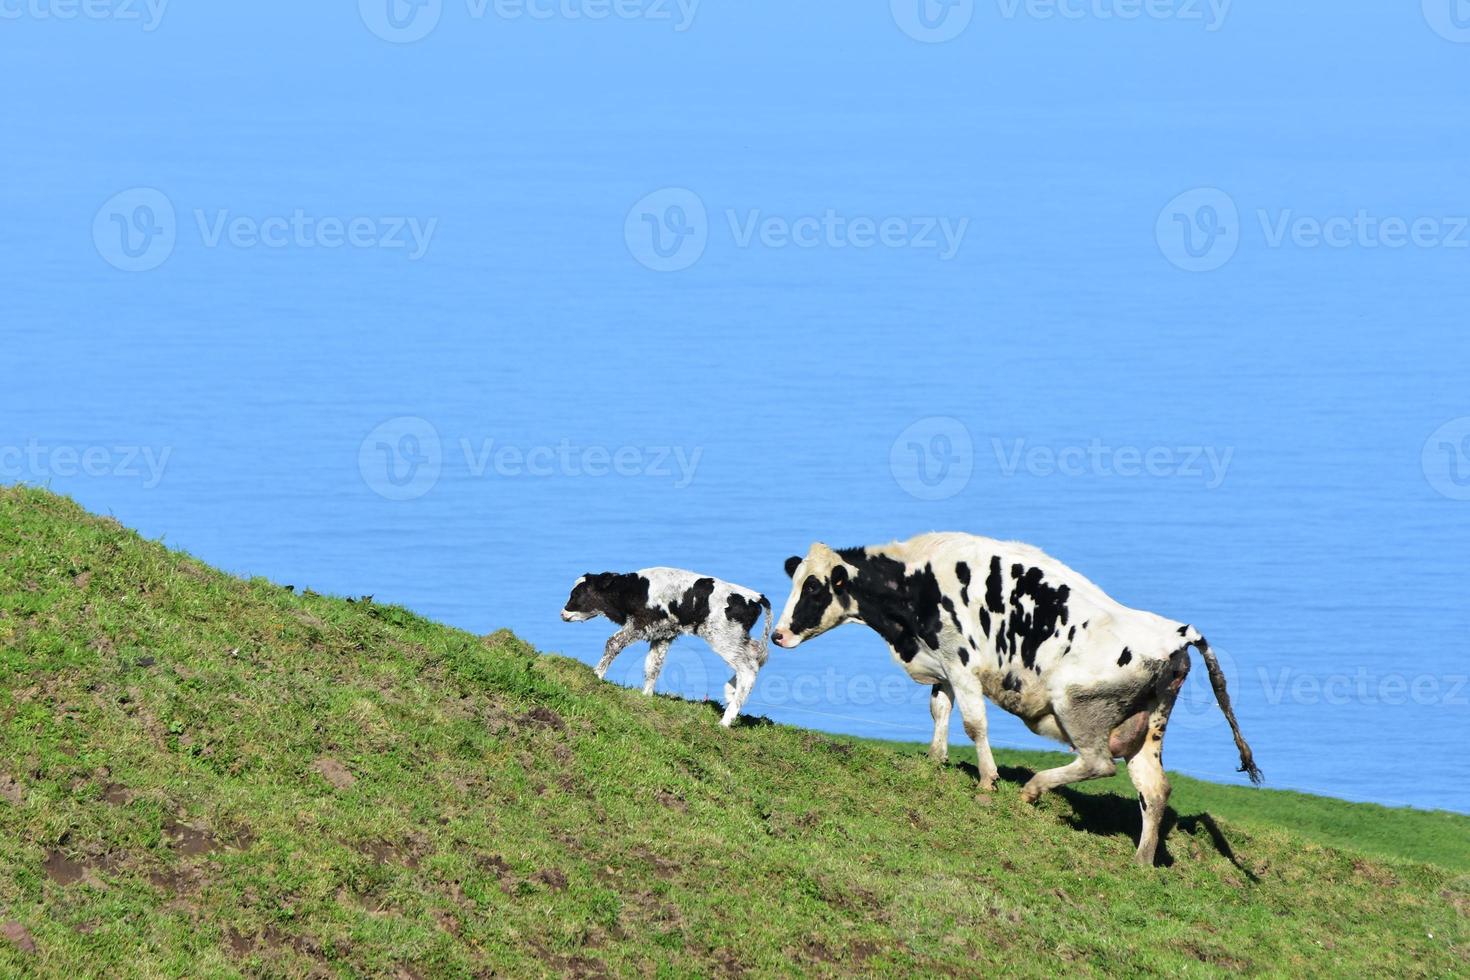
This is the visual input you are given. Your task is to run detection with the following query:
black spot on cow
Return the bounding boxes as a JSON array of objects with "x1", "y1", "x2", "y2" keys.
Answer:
[
  {"x1": 940, "y1": 596, "x2": 964, "y2": 634},
  {"x1": 958, "y1": 647, "x2": 969, "y2": 665},
  {"x1": 1117, "y1": 647, "x2": 1133, "y2": 667},
  {"x1": 667, "y1": 577, "x2": 715, "y2": 627},
  {"x1": 985, "y1": 557, "x2": 1004, "y2": 614},
  {"x1": 978, "y1": 608, "x2": 992, "y2": 637},
  {"x1": 724, "y1": 593, "x2": 766, "y2": 633},
  {"x1": 565, "y1": 572, "x2": 651, "y2": 626},
  {"x1": 1002, "y1": 672, "x2": 1023, "y2": 693},
  {"x1": 1139, "y1": 797, "x2": 1148, "y2": 811},
  {"x1": 833, "y1": 549, "x2": 944, "y2": 662},
  {"x1": 788, "y1": 574, "x2": 835, "y2": 636},
  {"x1": 955, "y1": 561, "x2": 971, "y2": 604},
  {"x1": 1004, "y1": 566, "x2": 1071, "y2": 671},
  {"x1": 1068, "y1": 625, "x2": 1076, "y2": 641},
  {"x1": 1011, "y1": 563, "x2": 1024, "y2": 580},
  {"x1": 1177, "y1": 624, "x2": 1189, "y2": 637}
]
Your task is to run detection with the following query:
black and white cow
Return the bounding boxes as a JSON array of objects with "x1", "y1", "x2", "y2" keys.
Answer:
[
  {"x1": 561, "y1": 568, "x2": 773, "y2": 728},
  {"x1": 771, "y1": 534, "x2": 1260, "y2": 865}
]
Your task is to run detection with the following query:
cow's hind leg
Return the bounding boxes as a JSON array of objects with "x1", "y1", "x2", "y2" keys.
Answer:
[
  {"x1": 1019, "y1": 697, "x2": 1119, "y2": 803},
  {"x1": 1128, "y1": 657, "x2": 1188, "y2": 865},
  {"x1": 720, "y1": 659, "x2": 757, "y2": 728},
  {"x1": 642, "y1": 638, "x2": 673, "y2": 695},
  {"x1": 928, "y1": 683, "x2": 953, "y2": 763}
]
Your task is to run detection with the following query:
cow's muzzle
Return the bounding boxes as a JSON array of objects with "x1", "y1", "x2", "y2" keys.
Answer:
[{"x1": 771, "y1": 629, "x2": 800, "y2": 649}]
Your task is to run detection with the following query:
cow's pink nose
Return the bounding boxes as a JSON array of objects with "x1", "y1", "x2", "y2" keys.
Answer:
[{"x1": 772, "y1": 630, "x2": 791, "y2": 648}]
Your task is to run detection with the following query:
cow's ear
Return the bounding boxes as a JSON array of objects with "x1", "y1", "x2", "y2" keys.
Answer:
[
  {"x1": 784, "y1": 555, "x2": 802, "y2": 579},
  {"x1": 831, "y1": 565, "x2": 848, "y2": 592}
]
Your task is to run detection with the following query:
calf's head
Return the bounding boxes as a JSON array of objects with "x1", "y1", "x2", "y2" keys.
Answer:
[
  {"x1": 771, "y1": 543, "x2": 857, "y2": 648},
  {"x1": 561, "y1": 572, "x2": 643, "y2": 624}
]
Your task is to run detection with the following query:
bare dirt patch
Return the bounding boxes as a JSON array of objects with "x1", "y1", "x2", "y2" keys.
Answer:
[
  {"x1": 311, "y1": 758, "x2": 356, "y2": 790},
  {"x1": 1, "y1": 921, "x2": 36, "y2": 954},
  {"x1": 534, "y1": 868, "x2": 568, "y2": 892},
  {"x1": 360, "y1": 840, "x2": 422, "y2": 870},
  {"x1": 519, "y1": 707, "x2": 566, "y2": 731},
  {"x1": 43, "y1": 850, "x2": 90, "y2": 885},
  {"x1": 654, "y1": 790, "x2": 688, "y2": 812},
  {"x1": 0, "y1": 775, "x2": 22, "y2": 805},
  {"x1": 163, "y1": 820, "x2": 218, "y2": 857}
]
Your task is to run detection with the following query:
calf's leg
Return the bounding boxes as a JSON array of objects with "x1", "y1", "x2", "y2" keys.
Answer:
[
  {"x1": 642, "y1": 638, "x2": 673, "y2": 695},
  {"x1": 595, "y1": 626, "x2": 638, "y2": 680},
  {"x1": 721, "y1": 661, "x2": 757, "y2": 727}
]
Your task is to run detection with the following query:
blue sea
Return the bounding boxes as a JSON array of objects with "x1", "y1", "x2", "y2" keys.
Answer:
[{"x1": 4, "y1": 3, "x2": 1468, "y2": 813}]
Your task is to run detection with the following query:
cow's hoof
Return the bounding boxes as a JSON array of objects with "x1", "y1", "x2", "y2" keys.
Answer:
[
  {"x1": 979, "y1": 777, "x2": 998, "y2": 793},
  {"x1": 1020, "y1": 786, "x2": 1043, "y2": 805}
]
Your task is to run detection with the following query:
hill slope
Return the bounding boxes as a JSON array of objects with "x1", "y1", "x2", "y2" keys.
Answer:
[{"x1": 1, "y1": 486, "x2": 1466, "y2": 976}]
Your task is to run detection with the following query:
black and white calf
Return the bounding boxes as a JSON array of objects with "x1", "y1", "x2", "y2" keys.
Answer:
[
  {"x1": 771, "y1": 534, "x2": 1260, "y2": 865},
  {"x1": 561, "y1": 568, "x2": 773, "y2": 727}
]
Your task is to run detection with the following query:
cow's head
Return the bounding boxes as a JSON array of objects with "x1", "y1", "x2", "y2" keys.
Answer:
[
  {"x1": 771, "y1": 543, "x2": 858, "y2": 648},
  {"x1": 561, "y1": 572, "x2": 642, "y2": 624}
]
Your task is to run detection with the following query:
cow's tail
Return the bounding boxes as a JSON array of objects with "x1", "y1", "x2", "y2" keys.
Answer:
[{"x1": 1184, "y1": 628, "x2": 1263, "y2": 785}]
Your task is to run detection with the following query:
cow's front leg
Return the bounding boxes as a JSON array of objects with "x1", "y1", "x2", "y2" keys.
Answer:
[
  {"x1": 950, "y1": 677, "x2": 1000, "y2": 792},
  {"x1": 595, "y1": 625, "x2": 637, "y2": 680},
  {"x1": 928, "y1": 682, "x2": 953, "y2": 763}
]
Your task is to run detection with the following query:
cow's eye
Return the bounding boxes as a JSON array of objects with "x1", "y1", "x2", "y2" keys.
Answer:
[{"x1": 803, "y1": 576, "x2": 822, "y2": 596}]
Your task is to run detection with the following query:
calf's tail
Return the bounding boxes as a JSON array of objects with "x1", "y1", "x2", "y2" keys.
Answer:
[
  {"x1": 1186, "y1": 630, "x2": 1263, "y2": 785},
  {"x1": 758, "y1": 595, "x2": 773, "y2": 656}
]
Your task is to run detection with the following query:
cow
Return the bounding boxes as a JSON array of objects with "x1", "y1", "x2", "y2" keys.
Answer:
[
  {"x1": 770, "y1": 534, "x2": 1260, "y2": 865},
  {"x1": 561, "y1": 568, "x2": 773, "y2": 728}
]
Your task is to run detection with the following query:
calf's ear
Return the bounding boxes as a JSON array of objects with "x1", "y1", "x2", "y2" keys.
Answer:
[
  {"x1": 784, "y1": 555, "x2": 802, "y2": 579},
  {"x1": 831, "y1": 565, "x2": 848, "y2": 592}
]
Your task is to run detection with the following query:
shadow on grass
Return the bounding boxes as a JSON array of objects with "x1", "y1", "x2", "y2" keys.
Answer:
[
  {"x1": 940, "y1": 761, "x2": 1263, "y2": 881},
  {"x1": 698, "y1": 700, "x2": 777, "y2": 727}
]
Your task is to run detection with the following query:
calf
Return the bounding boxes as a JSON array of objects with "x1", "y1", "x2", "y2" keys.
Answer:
[
  {"x1": 561, "y1": 568, "x2": 772, "y2": 727},
  {"x1": 771, "y1": 534, "x2": 1260, "y2": 865}
]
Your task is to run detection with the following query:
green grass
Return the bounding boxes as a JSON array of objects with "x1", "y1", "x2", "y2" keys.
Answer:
[
  {"x1": 1, "y1": 484, "x2": 1467, "y2": 977},
  {"x1": 863, "y1": 741, "x2": 1470, "y2": 874}
]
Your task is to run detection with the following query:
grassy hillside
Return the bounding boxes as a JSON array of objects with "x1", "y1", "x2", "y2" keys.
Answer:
[{"x1": 1, "y1": 486, "x2": 1466, "y2": 977}]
